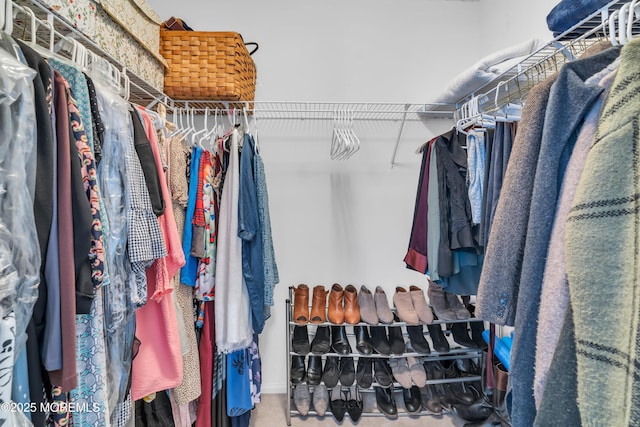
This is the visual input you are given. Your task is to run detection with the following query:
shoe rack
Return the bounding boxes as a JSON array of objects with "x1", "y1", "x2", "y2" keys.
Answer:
[{"x1": 285, "y1": 286, "x2": 485, "y2": 425}]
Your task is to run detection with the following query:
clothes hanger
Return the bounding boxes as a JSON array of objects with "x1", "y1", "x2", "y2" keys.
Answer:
[
  {"x1": 609, "y1": 10, "x2": 620, "y2": 46},
  {"x1": 242, "y1": 106, "x2": 250, "y2": 135},
  {"x1": 627, "y1": 0, "x2": 640, "y2": 41},
  {"x1": 3, "y1": 0, "x2": 12, "y2": 34},
  {"x1": 0, "y1": 0, "x2": 6, "y2": 35},
  {"x1": 619, "y1": 3, "x2": 630, "y2": 45},
  {"x1": 191, "y1": 107, "x2": 209, "y2": 148}
]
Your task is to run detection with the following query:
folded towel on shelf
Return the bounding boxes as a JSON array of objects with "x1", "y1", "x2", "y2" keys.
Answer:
[
  {"x1": 546, "y1": 0, "x2": 611, "y2": 36},
  {"x1": 429, "y1": 39, "x2": 547, "y2": 105}
]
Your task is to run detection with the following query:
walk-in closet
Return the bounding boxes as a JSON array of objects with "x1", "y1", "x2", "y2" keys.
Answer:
[{"x1": 0, "y1": 0, "x2": 637, "y2": 426}]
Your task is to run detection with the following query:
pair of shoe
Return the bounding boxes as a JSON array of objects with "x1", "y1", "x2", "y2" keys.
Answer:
[
  {"x1": 321, "y1": 356, "x2": 355, "y2": 387},
  {"x1": 328, "y1": 284, "x2": 360, "y2": 324},
  {"x1": 293, "y1": 383, "x2": 330, "y2": 417},
  {"x1": 329, "y1": 387, "x2": 363, "y2": 422},
  {"x1": 370, "y1": 326, "x2": 405, "y2": 355},
  {"x1": 293, "y1": 284, "x2": 329, "y2": 324},
  {"x1": 292, "y1": 325, "x2": 334, "y2": 355},
  {"x1": 426, "y1": 322, "x2": 450, "y2": 353},
  {"x1": 358, "y1": 285, "x2": 394, "y2": 324},
  {"x1": 393, "y1": 286, "x2": 434, "y2": 325},
  {"x1": 389, "y1": 356, "x2": 427, "y2": 389},
  {"x1": 428, "y1": 280, "x2": 470, "y2": 321},
  {"x1": 454, "y1": 362, "x2": 511, "y2": 427}
]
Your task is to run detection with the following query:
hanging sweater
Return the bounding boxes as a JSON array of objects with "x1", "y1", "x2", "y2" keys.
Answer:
[{"x1": 565, "y1": 37, "x2": 640, "y2": 427}]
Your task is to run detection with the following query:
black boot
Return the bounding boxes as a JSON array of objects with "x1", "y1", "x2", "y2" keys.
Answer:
[
  {"x1": 373, "y1": 359, "x2": 393, "y2": 388},
  {"x1": 307, "y1": 355, "x2": 323, "y2": 385},
  {"x1": 292, "y1": 325, "x2": 310, "y2": 354},
  {"x1": 427, "y1": 322, "x2": 450, "y2": 353},
  {"x1": 354, "y1": 325, "x2": 374, "y2": 355},
  {"x1": 322, "y1": 356, "x2": 340, "y2": 388},
  {"x1": 356, "y1": 357, "x2": 373, "y2": 388},
  {"x1": 442, "y1": 360, "x2": 476, "y2": 404},
  {"x1": 370, "y1": 326, "x2": 392, "y2": 355},
  {"x1": 452, "y1": 396, "x2": 494, "y2": 422},
  {"x1": 340, "y1": 357, "x2": 355, "y2": 387},
  {"x1": 331, "y1": 325, "x2": 352, "y2": 355},
  {"x1": 403, "y1": 386, "x2": 422, "y2": 415},
  {"x1": 388, "y1": 326, "x2": 405, "y2": 355},
  {"x1": 467, "y1": 304, "x2": 487, "y2": 349},
  {"x1": 450, "y1": 322, "x2": 479, "y2": 349},
  {"x1": 290, "y1": 355, "x2": 306, "y2": 384},
  {"x1": 407, "y1": 325, "x2": 431, "y2": 354},
  {"x1": 374, "y1": 386, "x2": 398, "y2": 419},
  {"x1": 310, "y1": 326, "x2": 331, "y2": 354},
  {"x1": 419, "y1": 384, "x2": 442, "y2": 414}
]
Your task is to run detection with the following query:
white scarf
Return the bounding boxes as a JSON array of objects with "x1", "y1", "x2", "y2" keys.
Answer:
[{"x1": 215, "y1": 129, "x2": 253, "y2": 352}]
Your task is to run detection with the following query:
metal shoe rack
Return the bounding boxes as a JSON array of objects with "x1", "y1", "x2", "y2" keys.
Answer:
[{"x1": 285, "y1": 286, "x2": 484, "y2": 425}]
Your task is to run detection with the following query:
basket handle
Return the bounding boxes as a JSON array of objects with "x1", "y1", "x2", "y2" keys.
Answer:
[{"x1": 245, "y1": 42, "x2": 259, "y2": 55}]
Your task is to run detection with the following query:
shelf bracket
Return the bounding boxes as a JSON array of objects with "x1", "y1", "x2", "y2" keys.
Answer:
[{"x1": 390, "y1": 104, "x2": 410, "y2": 167}]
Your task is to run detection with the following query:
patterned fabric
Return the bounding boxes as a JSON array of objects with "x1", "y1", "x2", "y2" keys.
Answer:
[
  {"x1": 125, "y1": 103, "x2": 167, "y2": 306},
  {"x1": 193, "y1": 154, "x2": 206, "y2": 227},
  {"x1": 254, "y1": 152, "x2": 279, "y2": 311},
  {"x1": 70, "y1": 288, "x2": 110, "y2": 426},
  {"x1": 65, "y1": 83, "x2": 105, "y2": 291},
  {"x1": 84, "y1": 75, "x2": 104, "y2": 164},
  {"x1": 195, "y1": 151, "x2": 216, "y2": 301},
  {"x1": 249, "y1": 335, "x2": 261, "y2": 404},
  {"x1": 213, "y1": 351, "x2": 226, "y2": 398}
]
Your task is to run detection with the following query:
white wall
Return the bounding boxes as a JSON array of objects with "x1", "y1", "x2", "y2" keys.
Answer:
[{"x1": 147, "y1": 0, "x2": 557, "y2": 394}]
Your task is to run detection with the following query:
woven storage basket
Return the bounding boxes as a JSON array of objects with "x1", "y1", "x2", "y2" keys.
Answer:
[{"x1": 160, "y1": 29, "x2": 256, "y2": 100}]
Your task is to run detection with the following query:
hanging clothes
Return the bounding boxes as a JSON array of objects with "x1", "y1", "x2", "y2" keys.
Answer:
[
  {"x1": 508, "y1": 45, "x2": 619, "y2": 427},
  {"x1": 215, "y1": 129, "x2": 253, "y2": 353},
  {"x1": 564, "y1": 39, "x2": 640, "y2": 427},
  {"x1": 131, "y1": 107, "x2": 185, "y2": 401}
]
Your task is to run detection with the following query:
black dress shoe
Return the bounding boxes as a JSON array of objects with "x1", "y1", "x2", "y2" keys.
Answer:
[
  {"x1": 388, "y1": 326, "x2": 405, "y2": 355},
  {"x1": 374, "y1": 386, "x2": 398, "y2": 419},
  {"x1": 427, "y1": 322, "x2": 450, "y2": 353},
  {"x1": 354, "y1": 325, "x2": 374, "y2": 355},
  {"x1": 331, "y1": 326, "x2": 352, "y2": 355},
  {"x1": 356, "y1": 357, "x2": 373, "y2": 388},
  {"x1": 407, "y1": 325, "x2": 431, "y2": 354},
  {"x1": 322, "y1": 356, "x2": 340, "y2": 388},
  {"x1": 346, "y1": 388, "x2": 363, "y2": 422},
  {"x1": 455, "y1": 357, "x2": 480, "y2": 375},
  {"x1": 311, "y1": 326, "x2": 331, "y2": 354},
  {"x1": 452, "y1": 396, "x2": 494, "y2": 422},
  {"x1": 419, "y1": 385, "x2": 442, "y2": 414},
  {"x1": 463, "y1": 411, "x2": 505, "y2": 427},
  {"x1": 340, "y1": 357, "x2": 355, "y2": 387},
  {"x1": 329, "y1": 388, "x2": 347, "y2": 422},
  {"x1": 403, "y1": 385, "x2": 422, "y2": 414},
  {"x1": 291, "y1": 355, "x2": 306, "y2": 384},
  {"x1": 307, "y1": 355, "x2": 323, "y2": 385},
  {"x1": 374, "y1": 359, "x2": 393, "y2": 387},
  {"x1": 450, "y1": 322, "x2": 479, "y2": 349},
  {"x1": 370, "y1": 326, "x2": 392, "y2": 355}
]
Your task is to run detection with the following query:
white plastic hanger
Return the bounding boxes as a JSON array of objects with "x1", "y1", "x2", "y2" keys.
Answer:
[
  {"x1": 0, "y1": 0, "x2": 6, "y2": 34},
  {"x1": 4, "y1": 0, "x2": 12, "y2": 35},
  {"x1": 627, "y1": 0, "x2": 640, "y2": 41},
  {"x1": 609, "y1": 10, "x2": 620, "y2": 46},
  {"x1": 242, "y1": 106, "x2": 250, "y2": 135},
  {"x1": 619, "y1": 3, "x2": 630, "y2": 45}
]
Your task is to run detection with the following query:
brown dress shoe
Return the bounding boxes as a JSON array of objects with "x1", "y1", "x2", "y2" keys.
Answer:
[
  {"x1": 310, "y1": 285, "x2": 328, "y2": 324},
  {"x1": 293, "y1": 284, "x2": 310, "y2": 324},
  {"x1": 327, "y1": 283, "x2": 345, "y2": 324},
  {"x1": 344, "y1": 284, "x2": 361, "y2": 324}
]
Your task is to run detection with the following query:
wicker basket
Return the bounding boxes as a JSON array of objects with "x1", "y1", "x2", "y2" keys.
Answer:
[{"x1": 160, "y1": 29, "x2": 257, "y2": 101}]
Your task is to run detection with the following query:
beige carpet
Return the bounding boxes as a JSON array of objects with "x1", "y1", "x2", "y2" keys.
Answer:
[{"x1": 249, "y1": 394, "x2": 466, "y2": 427}]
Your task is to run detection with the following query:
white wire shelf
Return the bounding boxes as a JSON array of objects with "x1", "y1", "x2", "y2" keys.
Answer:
[
  {"x1": 454, "y1": 0, "x2": 636, "y2": 119},
  {"x1": 166, "y1": 101, "x2": 454, "y2": 121}
]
